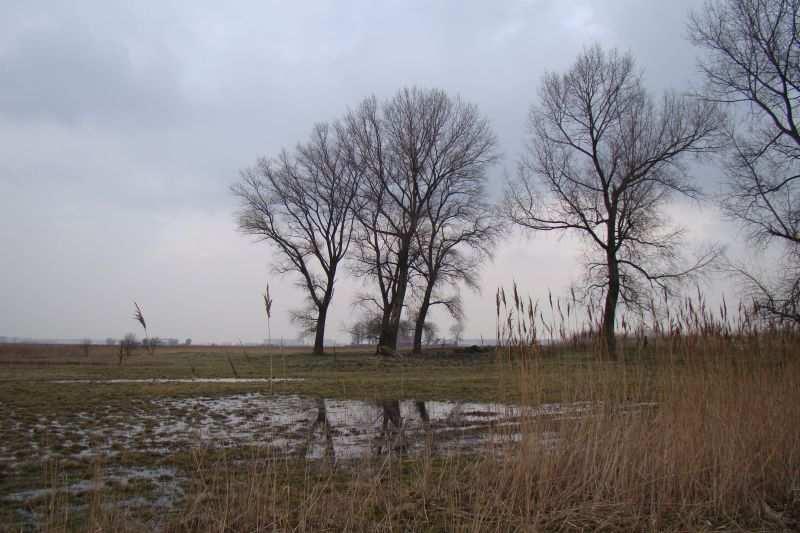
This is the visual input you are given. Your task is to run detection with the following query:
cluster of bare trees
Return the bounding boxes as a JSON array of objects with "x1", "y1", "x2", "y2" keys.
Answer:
[
  {"x1": 234, "y1": 88, "x2": 498, "y2": 355},
  {"x1": 234, "y1": 0, "x2": 800, "y2": 358},
  {"x1": 344, "y1": 90, "x2": 498, "y2": 354}
]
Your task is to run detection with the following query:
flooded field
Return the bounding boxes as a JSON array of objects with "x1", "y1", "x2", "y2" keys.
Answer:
[
  {"x1": 3, "y1": 391, "x2": 653, "y2": 527},
  {"x1": 0, "y1": 343, "x2": 794, "y2": 531},
  {"x1": 1, "y1": 393, "x2": 605, "y2": 468},
  {"x1": 0, "y1": 345, "x2": 665, "y2": 530},
  {"x1": 0, "y1": 392, "x2": 555, "y2": 526}
]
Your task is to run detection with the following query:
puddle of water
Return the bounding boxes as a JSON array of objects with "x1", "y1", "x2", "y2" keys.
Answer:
[
  {"x1": 1, "y1": 394, "x2": 659, "y2": 533},
  {"x1": 3, "y1": 466, "x2": 182, "y2": 502},
  {"x1": 3, "y1": 480, "x2": 100, "y2": 502},
  {"x1": 50, "y1": 378, "x2": 304, "y2": 384},
  {"x1": 0, "y1": 394, "x2": 646, "y2": 468}
]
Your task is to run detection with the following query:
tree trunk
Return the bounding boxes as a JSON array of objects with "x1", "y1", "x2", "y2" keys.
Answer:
[
  {"x1": 377, "y1": 305, "x2": 395, "y2": 355},
  {"x1": 378, "y1": 240, "x2": 412, "y2": 355},
  {"x1": 411, "y1": 307, "x2": 427, "y2": 354},
  {"x1": 313, "y1": 288, "x2": 334, "y2": 355},
  {"x1": 602, "y1": 252, "x2": 620, "y2": 359},
  {"x1": 313, "y1": 306, "x2": 327, "y2": 355},
  {"x1": 412, "y1": 283, "x2": 434, "y2": 354}
]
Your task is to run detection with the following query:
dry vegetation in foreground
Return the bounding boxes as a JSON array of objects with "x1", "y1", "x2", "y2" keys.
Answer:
[{"x1": 24, "y1": 298, "x2": 800, "y2": 532}]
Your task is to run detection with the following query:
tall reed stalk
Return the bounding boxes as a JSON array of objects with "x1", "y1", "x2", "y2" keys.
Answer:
[
  {"x1": 133, "y1": 301, "x2": 152, "y2": 355},
  {"x1": 263, "y1": 284, "x2": 273, "y2": 387}
]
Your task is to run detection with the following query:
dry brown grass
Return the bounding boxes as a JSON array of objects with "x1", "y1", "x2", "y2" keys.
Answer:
[
  {"x1": 45, "y1": 353, "x2": 791, "y2": 532},
  {"x1": 34, "y1": 347, "x2": 798, "y2": 530},
  {"x1": 20, "y1": 294, "x2": 800, "y2": 531},
  {"x1": 189, "y1": 353, "x2": 797, "y2": 531}
]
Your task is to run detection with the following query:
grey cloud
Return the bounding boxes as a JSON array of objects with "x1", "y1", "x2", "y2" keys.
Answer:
[
  {"x1": 1, "y1": 0, "x2": 732, "y2": 343},
  {"x1": 0, "y1": 22, "x2": 184, "y2": 125}
]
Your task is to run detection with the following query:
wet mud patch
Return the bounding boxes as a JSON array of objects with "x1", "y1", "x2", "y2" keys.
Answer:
[
  {"x1": 1, "y1": 393, "x2": 654, "y2": 467},
  {"x1": 1, "y1": 393, "x2": 657, "y2": 530}
]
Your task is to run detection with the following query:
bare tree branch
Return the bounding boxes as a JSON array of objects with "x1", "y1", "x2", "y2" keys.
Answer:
[{"x1": 690, "y1": 0, "x2": 800, "y2": 323}]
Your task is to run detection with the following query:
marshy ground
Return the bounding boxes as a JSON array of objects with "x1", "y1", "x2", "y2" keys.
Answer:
[
  {"x1": 1, "y1": 340, "x2": 798, "y2": 531},
  {"x1": 0, "y1": 344, "x2": 518, "y2": 529}
]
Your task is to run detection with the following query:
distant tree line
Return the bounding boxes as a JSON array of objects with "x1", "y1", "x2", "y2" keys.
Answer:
[
  {"x1": 233, "y1": 0, "x2": 800, "y2": 358},
  {"x1": 104, "y1": 336, "x2": 189, "y2": 347}
]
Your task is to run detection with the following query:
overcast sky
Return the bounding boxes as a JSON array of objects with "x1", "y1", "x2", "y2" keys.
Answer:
[{"x1": 0, "y1": 0, "x2": 740, "y2": 344}]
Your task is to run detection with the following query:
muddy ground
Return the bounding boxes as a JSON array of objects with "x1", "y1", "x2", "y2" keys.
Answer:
[{"x1": 0, "y1": 344, "x2": 652, "y2": 530}]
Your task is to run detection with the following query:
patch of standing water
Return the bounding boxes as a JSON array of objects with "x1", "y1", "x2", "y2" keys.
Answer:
[
  {"x1": 1, "y1": 393, "x2": 655, "y2": 467},
  {"x1": 2, "y1": 466, "x2": 182, "y2": 504},
  {"x1": 3, "y1": 480, "x2": 100, "y2": 503}
]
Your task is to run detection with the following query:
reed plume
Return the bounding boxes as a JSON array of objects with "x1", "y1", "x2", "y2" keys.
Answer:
[{"x1": 132, "y1": 301, "x2": 153, "y2": 355}]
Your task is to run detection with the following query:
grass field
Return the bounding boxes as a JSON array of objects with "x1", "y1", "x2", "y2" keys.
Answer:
[{"x1": 1, "y1": 332, "x2": 799, "y2": 531}]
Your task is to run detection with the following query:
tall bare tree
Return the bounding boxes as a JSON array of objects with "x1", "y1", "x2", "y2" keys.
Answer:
[
  {"x1": 344, "y1": 88, "x2": 496, "y2": 354},
  {"x1": 690, "y1": 0, "x2": 800, "y2": 322},
  {"x1": 233, "y1": 123, "x2": 360, "y2": 355},
  {"x1": 506, "y1": 46, "x2": 722, "y2": 357},
  {"x1": 409, "y1": 171, "x2": 499, "y2": 353},
  {"x1": 422, "y1": 321, "x2": 439, "y2": 345}
]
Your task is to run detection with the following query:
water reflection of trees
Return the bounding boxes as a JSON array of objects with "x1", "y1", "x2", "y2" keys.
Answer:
[
  {"x1": 301, "y1": 399, "x2": 471, "y2": 460},
  {"x1": 374, "y1": 400, "x2": 406, "y2": 455},
  {"x1": 300, "y1": 398, "x2": 335, "y2": 461}
]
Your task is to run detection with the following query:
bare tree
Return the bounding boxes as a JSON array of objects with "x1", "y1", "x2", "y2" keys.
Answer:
[
  {"x1": 506, "y1": 46, "x2": 722, "y2": 357},
  {"x1": 344, "y1": 88, "x2": 497, "y2": 355},
  {"x1": 422, "y1": 321, "x2": 439, "y2": 346},
  {"x1": 409, "y1": 169, "x2": 499, "y2": 353},
  {"x1": 142, "y1": 336, "x2": 161, "y2": 355},
  {"x1": 120, "y1": 333, "x2": 138, "y2": 364},
  {"x1": 233, "y1": 123, "x2": 360, "y2": 355},
  {"x1": 690, "y1": 0, "x2": 800, "y2": 322},
  {"x1": 449, "y1": 321, "x2": 465, "y2": 345},
  {"x1": 348, "y1": 312, "x2": 384, "y2": 345},
  {"x1": 348, "y1": 320, "x2": 366, "y2": 345}
]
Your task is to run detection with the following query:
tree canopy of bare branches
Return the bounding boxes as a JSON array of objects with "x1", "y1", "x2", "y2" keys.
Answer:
[
  {"x1": 409, "y1": 163, "x2": 499, "y2": 353},
  {"x1": 232, "y1": 122, "x2": 360, "y2": 355},
  {"x1": 506, "y1": 46, "x2": 722, "y2": 357},
  {"x1": 690, "y1": 0, "x2": 800, "y2": 322},
  {"x1": 344, "y1": 88, "x2": 497, "y2": 354}
]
